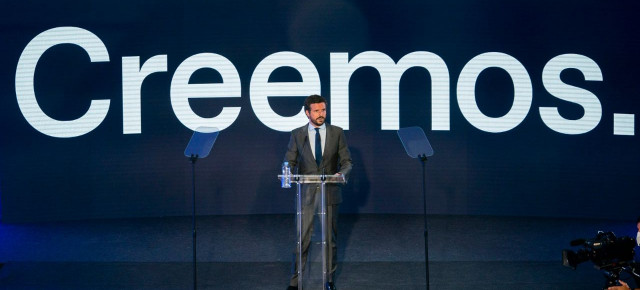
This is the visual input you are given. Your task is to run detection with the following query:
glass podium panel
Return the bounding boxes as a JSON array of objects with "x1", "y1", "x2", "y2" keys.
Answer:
[
  {"x1": 302, "y1": 190, "x2": 325, "y2": 290},
  {"x1": 279, "y1": 174, "x2": 346, "y2": 185},
  {"x1": 279, "y1": 174, "x2": 345, "y2": 290}
]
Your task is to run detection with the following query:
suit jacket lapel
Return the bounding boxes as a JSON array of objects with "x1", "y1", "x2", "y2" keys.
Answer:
[
  {"x1": 322, "y1": 124, "x2": 334, "y2": 168},
  {"x1": 301, "y1": 124, "x2": 335, "y2": 170},
  {"x1": 298, "y1": 126, "x2": 316, "y2": 169}
]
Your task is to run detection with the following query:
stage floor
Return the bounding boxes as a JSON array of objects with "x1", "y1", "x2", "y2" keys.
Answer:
[
  {"x1": 0, "y1": 214, "x2": 635, "y2": 289},
  {"x1": 0, "y1": 261, "x2": 607, "y2": 290}
]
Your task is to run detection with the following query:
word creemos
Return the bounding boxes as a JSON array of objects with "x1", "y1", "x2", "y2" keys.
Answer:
[{"x1": 15, "y1": 26, "x2": 634, "y2": 138}]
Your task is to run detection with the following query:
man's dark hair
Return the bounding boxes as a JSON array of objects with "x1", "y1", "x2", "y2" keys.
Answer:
[
  {"x1": 304, "y1": 94, "x2": 327, "y2": 112},
  {"x1": 636, "y1": 216, "x2": 640, "y2": 224}
]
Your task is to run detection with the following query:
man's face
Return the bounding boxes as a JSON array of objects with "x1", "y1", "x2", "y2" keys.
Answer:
[
  {"x1": 637, "y1": 222, "x2": 640, "y2": 246},
  {"x1": 306, "y1": 102, "x2": 326, "y2": 127}
]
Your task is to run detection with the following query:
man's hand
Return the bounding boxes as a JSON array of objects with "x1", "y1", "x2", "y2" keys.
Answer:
[{"x1": 607, "y1": 280, "x2": 632, "y2": 290}]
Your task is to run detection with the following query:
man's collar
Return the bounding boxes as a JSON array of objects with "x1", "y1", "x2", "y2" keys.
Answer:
[{"x1": 308, "y1": 123, "x2": 326, "y2": 130}]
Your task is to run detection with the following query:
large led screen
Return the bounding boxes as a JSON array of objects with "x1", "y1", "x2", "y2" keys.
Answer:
[{"x1": 0, "y1": 0, "x2": 638, "y2": 222}]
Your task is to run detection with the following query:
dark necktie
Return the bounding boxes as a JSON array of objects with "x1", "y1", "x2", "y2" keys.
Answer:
[{"x1": 315, "y1": 128, "x2": 322, "y2": 167}]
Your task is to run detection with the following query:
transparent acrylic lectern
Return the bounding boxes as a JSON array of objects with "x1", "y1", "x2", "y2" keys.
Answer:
[{"x1": 278, "y1": 173, "x2": 346, "y2": 290}]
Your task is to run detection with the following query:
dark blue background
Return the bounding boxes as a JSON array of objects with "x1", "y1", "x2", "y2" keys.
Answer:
[{"x1": 1, "y1": 0, "x2": 638, "y2": 222}]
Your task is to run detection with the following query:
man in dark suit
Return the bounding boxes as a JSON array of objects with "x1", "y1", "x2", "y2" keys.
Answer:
[
  {"x1": 606, "y1": 216, "x2": 640, "y2": 290},
  {"x1": 284, "y1": 94, "x2": 352, "y2": 290}
]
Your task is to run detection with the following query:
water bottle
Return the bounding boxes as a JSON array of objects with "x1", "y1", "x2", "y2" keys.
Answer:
[{"x1": 281, "y1": 161, "x2": 291, "y2": 188}]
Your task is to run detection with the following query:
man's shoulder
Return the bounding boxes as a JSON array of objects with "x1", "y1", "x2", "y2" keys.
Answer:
[
  {"x1": 292, "y1": 125, "x2": 307, "y2": 134},
  {"x1": 326, "y1": 123, "x2": 344, "y2": 133}
]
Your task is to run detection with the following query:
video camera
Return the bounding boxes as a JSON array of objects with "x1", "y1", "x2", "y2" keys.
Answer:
[{"x1": 563, "y1": 231, "x2": 637, "y2": 288}]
